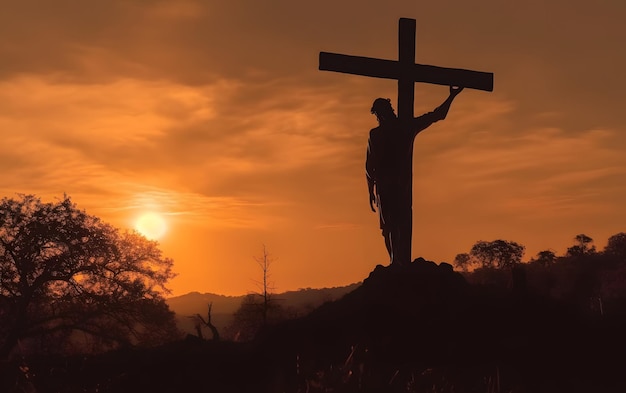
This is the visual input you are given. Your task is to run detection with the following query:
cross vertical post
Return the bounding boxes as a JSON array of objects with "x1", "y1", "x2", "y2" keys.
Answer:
[
  {"x1": 397, "y1": 18, "x2": 416, "y2": 264},
  {"x1": 398, "y1": 18, "x2": 416, "y2": 122}
]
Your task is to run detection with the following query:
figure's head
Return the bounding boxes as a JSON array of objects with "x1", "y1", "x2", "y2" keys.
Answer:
[{"x1": 371, "y1": 98, "x2": 396, "y2": 123}]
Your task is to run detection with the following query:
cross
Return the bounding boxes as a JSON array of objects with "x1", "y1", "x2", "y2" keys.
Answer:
[{"x1": 319, "y1": 18, "x2": 493, "y2": 264}]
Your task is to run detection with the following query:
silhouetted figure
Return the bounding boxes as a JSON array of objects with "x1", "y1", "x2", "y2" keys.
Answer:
[{"x1": 366, "y1": 86, "x2": 463, "y2": 265}]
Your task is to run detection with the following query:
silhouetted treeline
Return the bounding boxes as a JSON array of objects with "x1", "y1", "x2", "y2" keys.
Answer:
[{"x1": 455, "y1": 233, "x2": 626, "y2": 315}]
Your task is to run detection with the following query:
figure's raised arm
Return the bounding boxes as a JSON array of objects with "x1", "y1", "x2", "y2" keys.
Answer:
[
  {"x1": 411, "y1": 86, "x2": 464, "y2": 136},
  {"x1": 433, "y1": 85, "x2": 464, "y2": 120}
]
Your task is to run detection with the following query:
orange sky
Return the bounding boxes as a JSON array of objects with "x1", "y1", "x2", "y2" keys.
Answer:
[{"x1": 1, "y1": 1, "x2": 625, "y2": 296}]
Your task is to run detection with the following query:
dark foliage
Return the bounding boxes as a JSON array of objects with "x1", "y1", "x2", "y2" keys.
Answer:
[
  {"x1": 225, "y1": 293, "x2": 297, "y2": 342},
  {"x1": 604, "y1": 232, "x2": 626, "y2": 261},
  {"x1": 469, "y1": 239, "x2": 525, "y2": 269},
  {"x1": 452, "y1": 252, "x2": 471, "y2": 272},
  {"x1": 533, "y1": 249, "x2": 557, "y2": 267},
  {"x1": 566, "y1": 233, "x2": 596, "y2": 257},
  {"x1": 0, "y1": 195, "x2": 180, "y2": 359}
]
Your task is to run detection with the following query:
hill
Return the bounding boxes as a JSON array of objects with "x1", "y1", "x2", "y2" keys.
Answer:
[
  {"x1": 166, "y1": 284, "x2": 360, "y2": 337},
  {"x1": 258, "y1": 258, "x2": 626, "y2": 392}
]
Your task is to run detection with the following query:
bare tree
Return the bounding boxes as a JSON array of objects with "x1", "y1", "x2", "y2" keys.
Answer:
[
  {"x1": 254, "y1": 244, "x2": 275, "y2": 326},
  {"x1": 190, "y1": 302, "x2": 220, "y2": 341},
  {"x1": 226, "y1": 245, "x2": 284, "y2": 341}
]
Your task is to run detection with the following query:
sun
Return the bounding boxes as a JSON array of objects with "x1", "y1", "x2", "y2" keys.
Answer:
[{"x1": 135, "y1": 212, "x2": 168, "y2": 240}]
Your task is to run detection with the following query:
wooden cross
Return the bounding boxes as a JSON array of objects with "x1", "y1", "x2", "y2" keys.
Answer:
[{"x1": 319, "y1": 18, "x2": 493, "y2": 264}]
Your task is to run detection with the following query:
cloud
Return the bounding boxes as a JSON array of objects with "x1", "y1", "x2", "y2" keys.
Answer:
[
  {"x1": 417, "y1": 113, "x2": 626, "y2": 220},
  {"x1": 2, "y1": 0, "x2": 626, "y2": 295},
  {"x1": 0, "y1": 73, "x2": 369, "y2": 233}
]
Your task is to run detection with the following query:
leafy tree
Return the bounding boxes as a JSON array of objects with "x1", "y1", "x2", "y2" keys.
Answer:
[
  {"x1": 604, "y1": 232, "x2": 626, "y2": 260},
  {"x1": 0, "y1": 195, "x2": 179, "y2": 358},
  {"x1": 227, "y1": 294, "x2": 265, "y2": 341},
  {"x1": 469, "y1": 240, "x2": 525, "y2": 269},
  {"x1": 453, "y1": 253, "x2": 471, "y2": 272},
  {"x1": 534, "y1": 250, "x2": 557, "y2": 267},
  {"x1": 566, "y1": 233, "x2": 596, "y2": 257}
]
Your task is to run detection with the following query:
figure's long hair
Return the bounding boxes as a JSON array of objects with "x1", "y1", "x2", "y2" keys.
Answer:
[{"x1": 371, "y1": 98, "x2": 395, "y2": 123}]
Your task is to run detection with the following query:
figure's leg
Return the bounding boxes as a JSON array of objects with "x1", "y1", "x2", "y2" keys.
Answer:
[
  {"x1": 390, "y1": 228, "x2": 399, "y2": 265},
  {"x1": 378, "y1": 193, "x2": 394, "y2": 263},
  {"x1": 382, "y1": 228, "x2": 393, "y2": 262}
]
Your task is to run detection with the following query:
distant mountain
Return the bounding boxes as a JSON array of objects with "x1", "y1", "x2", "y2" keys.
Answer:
[
  {"x1": 166, "y1": 292, "x2": 243, "y2": 319},
  {"x1": 166, "y1": 283, "x2": 361, "y2": 336}
]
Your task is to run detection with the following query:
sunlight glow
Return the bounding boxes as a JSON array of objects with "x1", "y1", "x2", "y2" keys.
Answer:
[{"x1": 135, "y1": 212, "x2": 168, "y2": 240}]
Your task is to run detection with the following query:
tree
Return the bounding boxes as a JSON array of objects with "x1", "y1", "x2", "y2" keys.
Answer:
[
  {"x1": 469, "y1": 240, "x2": 525, "y2": 269},
  {"x1": 604, "y1": 232, "x2": 626, "y2": 261},
  {"x1": 226, "y1": 245, "x2": 284, "y2": 341},
  {"x1": 453, "y1": 253, "x2": 471, "y2": 272},
  {"x1": 566, "y1": 233, "x2": 596, "y2": 257},
  {"x1": 0, "y1": 195, "x2": 179, "y2": 358},
  {"x1": 190, "y1": 303, "x2": 220, "y2": 341},
  {"x1": 534, "y1": 250, "x2": 557, "y2": 267},
  {"x1": 254, "y1": 244, "x2": 275, "y2": 326},
  {"x1": 227, "y1": 294, "x2": 265, "y2": 342}
]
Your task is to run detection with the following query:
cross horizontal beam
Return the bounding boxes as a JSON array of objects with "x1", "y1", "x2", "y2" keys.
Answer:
[{"x1": 319, "y1": 52, "x2": 494, "y2": 92}]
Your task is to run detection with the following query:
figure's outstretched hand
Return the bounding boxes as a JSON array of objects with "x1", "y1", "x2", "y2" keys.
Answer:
[
  {"x1": 450, "y1": 86, "x2": 464, "y2": 97},
  {"x1": 369, "y1": 193, "x2": 377, "y2": 212}
]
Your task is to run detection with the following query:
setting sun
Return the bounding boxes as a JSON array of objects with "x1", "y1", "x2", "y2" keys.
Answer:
[{"x1": 135, "y1": 212, "x2": 168, "y2": 240}]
